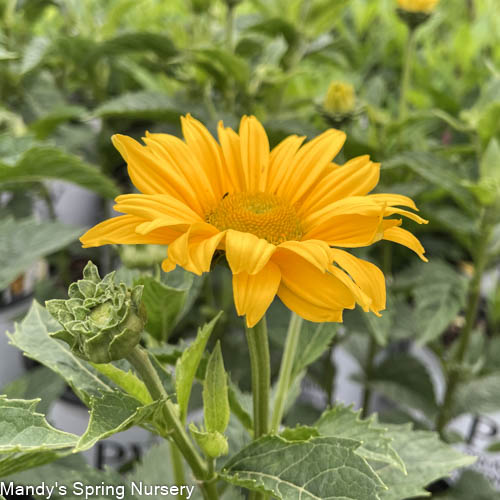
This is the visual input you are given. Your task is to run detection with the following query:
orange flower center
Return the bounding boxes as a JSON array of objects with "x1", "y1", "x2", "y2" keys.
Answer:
[{"x1": 206, "y1": 192, "x2": 303, "y2": 245}]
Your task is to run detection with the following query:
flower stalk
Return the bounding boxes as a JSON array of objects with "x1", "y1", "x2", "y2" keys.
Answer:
[
  {"x1": 398, "y1": 26, "x2": 417, "y2": 119},
  {"x1": 126, "y1": 346, "x2": 219, "y2": 500},
  {"x1": 271, "y1": 312, "x2": 303, "y2": 434},
  {"x1": 245, "y1": 317, "x2": 271, "y2": 439}
]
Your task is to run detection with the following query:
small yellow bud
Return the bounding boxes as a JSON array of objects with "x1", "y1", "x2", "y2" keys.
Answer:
[
  {"x1": 323, "y1": 82, "x2": 356, "y2": 115},
  {"x1": 397, "y1": 0, "x2": 439, "y2": 13}
]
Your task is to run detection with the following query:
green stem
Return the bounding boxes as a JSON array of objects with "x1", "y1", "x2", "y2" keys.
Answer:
[
  {"x1": 271, "y1": 312, "x2": 303, "y2": 433},
  {"x1": 170, "y1": 442, "x2": 187, "y2": 499},
  {"x1": 126, "y1": 347, "x2": 218, "y2": 500},
  {"x1": 245, "y1": 317, "x2": 271, "y2": 438},
  {"x1": 436, "y1": 211, "x2": 492, "y2": 435},
  {"x1": 398, "y1": 27, "x2": 417, "y2": 120},
  {"x1": 361, "y1": 336, "x2": 377, "y2": 419}
]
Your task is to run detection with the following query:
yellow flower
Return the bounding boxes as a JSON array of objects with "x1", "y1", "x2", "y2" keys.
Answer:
[
  {"x1": 323, "y1": 82, "x2": 356, "y2": 114},
  {"x1": 81, "y1": 115, "x2": 427, "y2": 327},
  {"x1": 397, "y1": 0, "x2": 439, "y2": 13}
]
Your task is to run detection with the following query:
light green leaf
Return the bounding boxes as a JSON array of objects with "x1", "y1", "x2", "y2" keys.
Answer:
[
  {"x1": 221, "y1": 435, "x2": 385, "y2": 500},
  {"x1": 292, "y1": 322, "x2": 337, "y2": 377},
  {"x1": 20, "y1": 36, "x2": 50, "y2": 73},
  {"x1": 7, "y1": 301, "x2": 117, "y2": 405},
  {"x1": 189, "y1": 424, "x2": 228, "y2": 458},
  {"x1": 0, "y1": 397, "x2": 78, "y2": 477},
  {"x1": 437, "y1": 470, "x2": 498, "y2": 500},
  {"x1": 369, "y1": 353, "x2": 439, "y2": 421},
  {"x1": 135, "y1": 276, "x2": 189, "y2": 342},
  {"x1": 228, "y1": 381, "x2": 253, "y2": 433},
  {"x1": 0, "y1": 217, "x2": 83, "y2": 289},
  {"x1": 90, "y1": 363, "x2": 152, "y2": 405},
  {"x1": 0, "y1": 146, "x2": 120, "y2": 198},
  {"x1": 1, "y1": 366, "x2": 65, "y2": 416},
  {"x1": 30, "y1": 105, "x2": 86, "y2": 139},
  {"x1": 75, "y1": 392, "x2": 161, "y2": 452},
  {"x1": 375, "y1": 424, "x2": 476, "y2": 500},
  {"x1": 175, "y1": 313, "x2": 222, "y2": 423},
  {"x1": 316, "y1": 405, "x2": 405, "y2": 473},
  {"x1": 451, "y1": 372, "x2": 500, "y2": 418},
  {"x1": 193, "y1": 49, "x2": 250, "y2": 86},
  {"x1": 203, "y1": 341, "x2": 229, "y2": 434},
  {"x1": 94, "y1": 91, "x2": 184, "y2": 121}
]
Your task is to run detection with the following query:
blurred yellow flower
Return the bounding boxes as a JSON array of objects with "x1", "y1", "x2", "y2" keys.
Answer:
[
  {"x1": 397, "y1": 0, "x2": 439, "y2": 13},
  {"x1": 81, "y1": 115, "x2": 427, "y2": 327},
  {"x1": 323, "y1": 82, "x2": 356, "y2": 114}
]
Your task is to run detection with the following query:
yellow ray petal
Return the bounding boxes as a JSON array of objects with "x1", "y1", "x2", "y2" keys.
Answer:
[
  {"x1": 330, "y1": 249, "x2": 386, "y2": 313},
  {"x1": 114, "y1": 194, "x2": 203, "y2": 226},
  {"x1": 278, "y1": 283, "x2": 344, "y2": 322},
  {"x1": 142, "y1": 131, "x2": 217, "y2": 210},
  {"x1": 233, "y1": 261, "x2": 281, "y2": 327},
  {"x1": 181, "y1": 114, "x2": 226, "y2": 198},
  {"x1": 367, "y1": 193, "x2": 418, "y2": 210},
  {"x1": 266, "y1": 135, "x2": 305, "y2": 195},
  {"x1": 167, "y1": 223, "x2": 224, "y2": 275},
  {"x1": 80, "y1": 215, "x2": 179, "y2": 248},
  {"x1": 383, "y1": 227, "x2": 428, "y2": 262},
  {"x1": 218, "y1": 122, "x2": 244, "y2": 191},
  {"x1": 225, "y1": 230, "x2": 276, "y2": 275},
  {"x1": 276, "y1": 249, "x2": 356, "y2": 311},
  {"x1": 276, "y1": 240, "x2": 332, "y2": 273},
  {"x1": 278, "y1": 129, "x2": 346, "y2": 204},
  {"x1": 239, "y1": 115, "x2": 270, "y2": 192},
  {"x1": 327, "y1": 264, "x2": 373, "y2": 312},
  {"x1": 299, "y1": 156, "x2": 380, "y2": 215}
]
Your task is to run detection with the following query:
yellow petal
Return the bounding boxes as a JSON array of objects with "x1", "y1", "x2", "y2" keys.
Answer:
[
  {"x1": 276, "y1": 249, "x2": 356, "y2": 311},
  {"x1": 114, "y1": 194, "x2": 203, "y2": 226},
  {"x1": 275, "y1": 240, "x2": 332, "y2": 273},
  {"x1": 239, "y1": 116, "x2": 270, "y2": 192},
  {"x1": 233, "y1": 261, "x2": 281, "y2": 327},
  {"x1": 218, "y1": 122, "x2": 244, "y2": 191},
  {"x1": 142, "y1": 131, "x2": 217, "y2": 210},
  {"x1": 299, "y1": 155, "x2": 380, "y2": 215},
  {"x1": 225, "y1": 230, "x2": 276, "y2": 275},
  {"x1": 80, "y1": 215, "x2": 179, "y2": 248},
  {"x1": 330, "y1": 249, "x2": 386, "y2": 313},
  {"x1": 167, "y1": 223, "x2": 224, "y2": 275},
  {"x1": 181, "y1": 114, "x2": 226, "y2": 198},
  {"x1": 368, "y1": 193, "x2": 418, "y2": 210},
  {"x1": 266, "y1": 135, "x2": 305, "y2": 195},
  {"x1": 383, "y1": 227, "x2": 428, "y2": 262},
  {"x1": 278, "y1": 129, "x2": 346, "y2": 204}
]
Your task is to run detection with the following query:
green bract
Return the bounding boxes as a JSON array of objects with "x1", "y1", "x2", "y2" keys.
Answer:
[{"x1": 45, "y1": 261, "x2": 145, "y2": 363}]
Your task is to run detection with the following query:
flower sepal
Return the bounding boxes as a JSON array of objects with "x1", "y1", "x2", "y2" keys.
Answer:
[
  {"x1": 396, "y1": 7, "x2": 432, "y2": 30},
  {"x1": 46, "y1": 261, "x2": 146, "y2": 364}
]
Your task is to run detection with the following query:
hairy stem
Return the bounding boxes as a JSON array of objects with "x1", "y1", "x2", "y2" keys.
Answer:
[
  {"x1": 271, "y1": 313, "x2": 303, "y2": 433},
  {"x1": 361, "y1": 335, "x2": 377, "y2": 418},
  {"x1": 127, "y1": 347, "x2": 218, "y2": 500}
]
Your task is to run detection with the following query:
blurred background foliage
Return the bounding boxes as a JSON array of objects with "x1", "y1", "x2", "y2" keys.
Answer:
[{"x1": 1, "y1": 0, "x2": 500, "y2": 496}]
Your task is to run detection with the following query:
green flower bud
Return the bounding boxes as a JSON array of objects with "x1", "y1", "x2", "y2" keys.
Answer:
[
  {"x1": 46, "y1": 261, "x2": 146, "y2": 363},
  {"x1": 319, "y1": 81, "x2": 362, "y2": 128}
]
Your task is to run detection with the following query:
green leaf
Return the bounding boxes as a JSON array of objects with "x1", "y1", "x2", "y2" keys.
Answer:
[
  {"x1": 189, "y1": 424, "x2": 228, "y2": 458},
  {"x1": 20, "y1": 36, "x2": 50, "y2": 73},
  {"x1": 316, "y1": 405, "x2": 405, "y2": 473},
  {"x1": 1, "y1": 366, "x2": 65, "y2": 416},
  {"x1": 175, "y1": 313, "x2": 222, "y2": 423},
  {"x1": 0, "y1": 217, "x2": 83, "y2": 290},
  {"x1": 221, "y1": 435, "x2": 385, "y2": 500},
  {"x1": 375, "y1": 424, "x2": 476, "y2": 500},
  {"x1": 369, "y1": 353, "x2": 439, "y2": 422},
  {"x1": 93, "y1": 32, "x2": 177, "y2": 60},
  {"x1": 90, "y1": 363, "x2": 152, "y2": 405},
  {"x1": 203, "y1": 341, "x2": 229, "y2": 434},
  {"x1": 292, "y1": 322, "x2": 337, "y2": 377},
  {"x1": 0, "y1": 146, "x2": 120, "y2": 198},
  {"x1": 8, "y1": 301, "x2": 118, "y2": 405},
  {"x1": 94, "y1": 91, "x2": 184, "y2": 121},
  {"x1": 437, "y1": 470, "x2": 498, "y2": 500},
  {"x1": 193, "y1": 49, "x2": 250, "y2": 86},
  {"x1": 487, "y1": 441, "x2": 500, "y2": 453},
  {"x1": 30, "y1": 105, "x2": 86, "y2": 139},
  {"x1": 451, "y1": 372, "x2": 500, "y2": 418},
  {"x1": 135, "y1": 276, "x2": 189, "y2": 342},
  {"x1": 75, "y1": 392, "x2": 161, "y2": 452},
  {"x1": 0, "y1": 397, "x2": 78, "y2": 477},
  {"x1": 228, "y1": 381, "x2": 253, "y2": 433}
]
